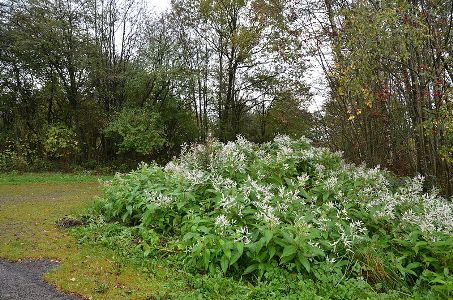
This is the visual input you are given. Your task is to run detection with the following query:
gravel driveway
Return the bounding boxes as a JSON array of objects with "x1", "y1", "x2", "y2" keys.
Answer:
[{"x1": 0, "y1": 260, "x2": 81, "y2": 300}]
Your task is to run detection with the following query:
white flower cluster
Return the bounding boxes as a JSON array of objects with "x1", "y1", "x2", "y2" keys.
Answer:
[
  {"x1": 214, "y1": 214, "x2": 236, "y2": 234},
  {"x1": 234, "y1": 226, "x2": 251, "y2": 244},
  {"x1": 324, "y1": 176, "x2": 338, "y2": 191},
  {"x1": 164, "y1": 161, "x2": 206, "y2": 185},
  {"x1": 211, "y1": 175, "x2": 237, "y2": 192},
  {"x1": 402, "y1": 191, "x2": 453, "y2": 236},
  {"x1": 253, "y1": 195, "x2": 281, "y2": 226},
  {"x1": 144, "y1": 190, "x2": 173, "y2": 207},
  {"x1": 352, "y1": 172, "x2": 453, "y2": 238},
  {"x1": 213, "y1": 141, "x2": 248, "y2": 174},
  {"x1": 219, "y1": 193, "x2": 236, "y2": 212},
  {"x1": 274, "y1": 134, "x2": 294, "y2": 148},
  {"x1": 330, "y1": 219, "x2": 367, "y2": 253}
]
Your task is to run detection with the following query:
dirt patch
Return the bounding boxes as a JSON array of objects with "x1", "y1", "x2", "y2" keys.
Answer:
[{"x1": 56, "y1": 217, "x2": 86, "y2": 228}]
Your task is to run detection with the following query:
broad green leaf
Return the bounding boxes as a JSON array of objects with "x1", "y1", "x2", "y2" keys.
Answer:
[
  {"x1": 406, "y1": 262, "x2": 422, "y2": 270},
  {"x1": 220, "y1": 255, "x2": 229, "y2": 273},
  {"x1": 236, "y1": 242, "x2": 244, "y2": 256},
  {"x1": 243, "y1": 264, "x2": 258, "y2": 275},
  {"x1": 224, "y1": 248, "x2": 232, "y2": 259},
  {"x1": 281, "y1": 245, "x2": 298, "y2": 259},
  {"x1": 268, "y1": 246, "x2": 276, "y2": 260},
  {"x1": 298, "y1": 254, "x2": 310, "y2": 273},
  {"x1": 203, "y1": 251, "x2": 210, "y2": 270},
  {"x1": 263, "y1": 229, "x2": 273, "y2": 245}
]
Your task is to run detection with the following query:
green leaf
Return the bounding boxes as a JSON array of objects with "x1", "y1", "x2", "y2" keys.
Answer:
[
  {"x1": 224, "y1": 248, "x2": 232, "y2": 259},
  {"x1": 284, "y1": 178, "x2": 293, "y2": 186},
  {"x1": 430, "y1": 278, "x2": 446, "y2": 285},
  {"x1": 243, "y1": 264, "x2": 258, "y2": 275},
  {"x1": 177, "y1": 201, "x2": 185, "y2": 210},
  {"x1": 405, "y1": 269, "x2": 417, "y2": 276},
  {"x1": 281, "y1": 231, "x2": 294, "y2": 244},
  {"x1": 298, "y1": 254, "x2": 310, "y2": 273},
  {"x1": 236, "y1": 242, "x2": 244, "y2": 255},
  {"x1": 198, "y1": 226, "x2": 210, "y2": 233},
  {"x1": 122, "y1": 211, "x2": 130, "y2": 222},
  {"x1": 220, "y1": 255, "x2": 229, "y2": 273},
  {"x1": 300, "y1": 189, "x2": 310, "y2": 199},
  {"x1": 413, "y1": 241, "x2": 428, "y2": 254},
  {"x1": 281, "y1": 245, "x2": 298, "y2": 259},
  {"x1": 406, "y1": 262, "x2": 422, "y2": 270},
  {"x1": 263, "y1": 229, "x2": 273, "y2": 245},
  {"x1": 143, "y1": 242, "x2": 151, "y2": 257},
  {"x1": 268, "y1": 246, "x2": 276, "y2": 260},
  {"x1": 256, "y1": 238, "x2": 265, "y2": 254},
  {"x1": 309, "y1": 246, "x2": 325, "y2": 257},
  {"x1": 141, "y1": 210, "x2": 153, "y2": 226},
  {"x1": 203, "y1": 251, "x2": 210, "y2": 270},
  {"x1": 183, "y1": 232, "x2": 196, "y2": 241},
  {"x1": 230, "y1": 242, "x2": 244, "y2": 265}
]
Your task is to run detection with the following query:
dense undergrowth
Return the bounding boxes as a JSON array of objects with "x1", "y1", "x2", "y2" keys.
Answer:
[{"x1": 80, "y1": 136, "x2": 453, "y2": 299}]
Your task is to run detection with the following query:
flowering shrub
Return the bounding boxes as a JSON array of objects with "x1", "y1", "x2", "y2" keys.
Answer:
[{"x1": 94, "y1": 136, "x2": 453, "y2": 297}]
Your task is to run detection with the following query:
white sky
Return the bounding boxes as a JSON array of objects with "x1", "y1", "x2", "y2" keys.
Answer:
[
  {"x1": 305, "y1": 56, "x2": 328, "y2": 113},
  {"x1": 148, "y1": 0, "x2": 171, "y2": 12}
]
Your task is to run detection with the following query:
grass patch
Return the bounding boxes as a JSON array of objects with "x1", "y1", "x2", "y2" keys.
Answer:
[
  {"x1": 0, "y1": 172, "x2": 112, "y2": 184},
  {"x1": 0, "y1": 181, "x2": 167, "y2": 299}
]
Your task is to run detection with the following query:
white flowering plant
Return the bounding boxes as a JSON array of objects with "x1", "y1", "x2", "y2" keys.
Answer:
[{"x1": 93, "y1": 135, "x2": 453, "y2": 298}]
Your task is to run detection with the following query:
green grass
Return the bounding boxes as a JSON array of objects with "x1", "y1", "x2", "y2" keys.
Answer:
[
  {"x1": 0, "y1": 172, "x2": 112, "y2": 184},
  {"x1": 0, "y1": 178, "x2": 166, "y2": 299}
]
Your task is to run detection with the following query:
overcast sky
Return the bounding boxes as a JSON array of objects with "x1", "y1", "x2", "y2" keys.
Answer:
[{"x1": 148, "y1": 0, "x2": 171, "y2": 12}]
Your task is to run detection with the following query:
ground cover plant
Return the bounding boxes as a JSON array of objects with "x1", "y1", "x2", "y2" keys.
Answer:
[{"x1": 84, "y1": 136, "x2": 453, "y2": 299}]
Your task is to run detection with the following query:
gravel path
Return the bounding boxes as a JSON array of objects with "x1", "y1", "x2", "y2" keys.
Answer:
[{"x1": 0, "y1": 260, "x2": 81, "y2": 300}]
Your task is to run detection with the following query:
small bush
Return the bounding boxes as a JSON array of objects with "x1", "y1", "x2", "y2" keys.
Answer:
[
  {"x1": 44, "y1": 125, "x2": 80, "y2": 160},
  {"x1": 104, "y1": 108, "x2": 166, "y2": 156}
]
